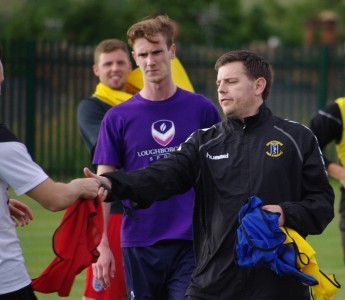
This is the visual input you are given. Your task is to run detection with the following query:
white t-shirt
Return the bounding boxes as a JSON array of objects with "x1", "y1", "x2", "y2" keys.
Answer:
[{"x1": 0, "y1": 137, "x2": 48, "y2": 294}]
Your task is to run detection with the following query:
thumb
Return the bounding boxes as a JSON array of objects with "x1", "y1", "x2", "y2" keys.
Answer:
[{"x1": 84, "y1": 167, "x2": 97, "y2": 179}]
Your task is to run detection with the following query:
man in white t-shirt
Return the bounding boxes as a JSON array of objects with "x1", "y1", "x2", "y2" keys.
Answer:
[{"x1": 0, "y1": 59, "x2": 101, "y2": 300}]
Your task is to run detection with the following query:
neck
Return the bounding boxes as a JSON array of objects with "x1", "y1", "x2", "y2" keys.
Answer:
[{"x1": 140, "y1": 80, "x2": 177, "y2": 101}]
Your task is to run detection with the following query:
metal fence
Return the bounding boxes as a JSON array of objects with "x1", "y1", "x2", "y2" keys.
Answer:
[{"x1": 1, "y1": 39, "x2": 344, "y2": 179}]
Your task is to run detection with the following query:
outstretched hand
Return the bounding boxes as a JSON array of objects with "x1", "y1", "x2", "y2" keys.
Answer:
[{"x1": 84, "y1": 167, "x2": 112, "y2": 202}]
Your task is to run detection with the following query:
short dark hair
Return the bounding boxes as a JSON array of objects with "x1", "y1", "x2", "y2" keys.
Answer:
[
  {"x1": 215, "y1": 50, "x2": 273, "y2": 100},
  {"x1": 127, "y1": 15, "x2": 177, "y2": 49},
  {"x1": 94, "y1": 39, "x2": 130, "y2": 64}
]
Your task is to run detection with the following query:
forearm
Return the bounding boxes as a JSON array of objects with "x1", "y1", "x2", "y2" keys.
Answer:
[
  {"x1": 100, "y1": 144, "x2": 197, "y2": 207},
  {"x1": 51, "y1": 179, "x2": 89, "y2": 209},
  {"x1": 280, "y1": 182, "x2": 334, "y2": 236},
  {"x1": 96, "y1": 165, "x2": 115, "y2": 248},
  {"x1": 327, "y1": 162, "x2": 345, "y2": 187},
  {"x1": 99, "y1": 202, "x2": 111, "y2": 246},
  {"x1": 27, "y1": 177, "x2": 100, "y2": 211},
  {"x1": 280, "y1": 142, "x2": 335, "y2": 236},
  {"x1": 102, "y1": 159, "x2": 194, "y2": 208}
]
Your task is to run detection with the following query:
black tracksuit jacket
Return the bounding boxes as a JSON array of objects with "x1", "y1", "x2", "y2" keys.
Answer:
[
  {"x1": 309, "y1": 102, "x2": 345, "y2": 212},
  {"x1": 104, "y1": 103, "x2": 334, "y2": 299}
]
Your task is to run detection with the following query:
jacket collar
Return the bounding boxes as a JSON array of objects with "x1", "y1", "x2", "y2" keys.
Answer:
[{"x1": 227, "y1": 102, "x2": 272, "y2": 129}]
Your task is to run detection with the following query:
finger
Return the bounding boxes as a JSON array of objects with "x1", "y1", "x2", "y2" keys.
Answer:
[
  {"x1": 110, "y1": 259, "x2": 116, "y2": 278},
  {"x1": 92, "y1": 264, "x2": 104, "y2": 288},
  {"x1": 92, "y1": 263, "x2": 108, "y2": 289},
  {"x1": 98, "y1": 188, "x2": 108, "y2": 202},
  {"x1": 25, "y1": 209, "x2": 33, "y2": 220},
  {"x1": 10, "y1": 206, "x2": 24, "y2": 217},
  {"x1": 84, "y1": 167, "x2": 96, "y2": 179},
  {"x1": 15, "y1": 215, "x2": 26, "y2": 227},
  {"x1": 11, "y1": 216, "x2": 19, "y2": 227},
  {"x1": 102, "y1": 268, "x2": 111, "y2": 288},
  {"x1": 19, "y1": 207, "x2": 33, "y2": 220},
  {"x1": 20, "y1": 217, "x2": 26, "y2": 227},
  {"x1": 9, "y1": 201, "x2": 34, "y2": 220},
  {"x1": 23, "y1": 214, "x2": 31, "y2": 225}
]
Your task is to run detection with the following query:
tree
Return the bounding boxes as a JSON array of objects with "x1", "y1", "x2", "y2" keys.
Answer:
[
  {"x1": 0, "y1": 0, "x2": 344, "y2": 47},
  {"x1": 63, "y1": 0, "x2": 137, "y2": 45}
]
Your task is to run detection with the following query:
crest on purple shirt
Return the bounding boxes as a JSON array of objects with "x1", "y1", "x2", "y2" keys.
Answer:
[{"x1": 151, "y1": 120, "x2": 175, "y2": 146}]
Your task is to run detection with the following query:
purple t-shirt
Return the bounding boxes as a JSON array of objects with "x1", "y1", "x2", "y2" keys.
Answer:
[{"x1": 93, "y1": 87, "x2": 221, "y2": 247}]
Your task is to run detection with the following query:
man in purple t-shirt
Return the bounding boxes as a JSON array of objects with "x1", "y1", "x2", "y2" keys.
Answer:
[{"x1": 92, "y1": 15, "x2": 221, "y2": 300}]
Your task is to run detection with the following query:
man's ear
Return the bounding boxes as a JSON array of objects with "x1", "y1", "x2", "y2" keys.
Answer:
[
  {"x1": 132, "y1": 51, "x2": 139, "y2": 66},
  {"x1": 92, "y1": 64, "x2": 99, "y2": 77},
  {"x1": 255, "y1": 77, "x2": 266, "y2": 96},
  {"x1": 169, "y1": 43, "x2": 176, "y2": 60}
]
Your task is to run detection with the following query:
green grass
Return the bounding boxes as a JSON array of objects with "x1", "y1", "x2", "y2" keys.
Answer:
[{"x1": 11, "y1": 179, "x2": 345, "y2": 299}]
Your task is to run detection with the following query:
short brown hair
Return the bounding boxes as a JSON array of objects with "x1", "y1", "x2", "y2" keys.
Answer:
[
  {"x1": 215, "y1": 50, "x2": 274, "y2": 101},
  {"x1": 94, "y1": 39, "x2": 130, "y2": 64},
  {"x1": 127, "y1": 15, "x2": 177, "y2": 48}
]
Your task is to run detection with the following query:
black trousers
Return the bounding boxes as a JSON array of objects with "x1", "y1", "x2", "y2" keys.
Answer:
[{"x1": 0, "y1": 284, "x2": 37, "y2": 300}]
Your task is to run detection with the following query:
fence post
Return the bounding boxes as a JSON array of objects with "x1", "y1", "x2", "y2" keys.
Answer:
[
  {"x1": 318, "y1": 45, "x2": 329, "y2": 109},
  {"x1": 25, "y1": 39, "x2": 36, "y2": 159}
]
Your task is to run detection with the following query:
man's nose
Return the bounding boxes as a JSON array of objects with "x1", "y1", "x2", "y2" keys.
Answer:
[
  {"x1": 147, "y1": 54, "x2": 155, "y2": 65},
  {"x1": 111, "y1": 63, "x2": 119, "y2": 71},
  {"x1": 217, "y1": 83, "x2": 225, "y2": 93}
]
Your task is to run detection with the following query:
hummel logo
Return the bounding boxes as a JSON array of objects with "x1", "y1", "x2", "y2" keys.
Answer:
[{"x1": 206, "y1": 152, "x2": 229, "y2": 160}]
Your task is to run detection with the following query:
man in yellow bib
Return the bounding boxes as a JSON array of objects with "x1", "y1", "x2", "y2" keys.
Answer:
[
  {"x1": 310, "y1": 97, "x2": 345, "y2": 264},
  {"x1": 78, "y1": 38, "x2": 131, "y2": 300}
]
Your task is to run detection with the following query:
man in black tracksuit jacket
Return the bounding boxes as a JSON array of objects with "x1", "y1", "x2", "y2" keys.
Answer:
[{"x1": 87, "y1": 50, "x2": 334, "y2": 299}]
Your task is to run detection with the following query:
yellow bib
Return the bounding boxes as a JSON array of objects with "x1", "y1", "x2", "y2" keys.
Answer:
[
  {"x1": 93, "y1": 83, "x2": 133, "y2": 107},
  {"x1": 335, "y1": 97, "x2": 345, "y2": 166},
  {"x1": 281, "y1": 227, "x2": 341, "y2": 299}
]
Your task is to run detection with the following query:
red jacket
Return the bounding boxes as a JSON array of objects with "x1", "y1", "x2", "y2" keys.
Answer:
[{"x1": 32, "y1": 196, "x2": 103, "y2": 297}]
